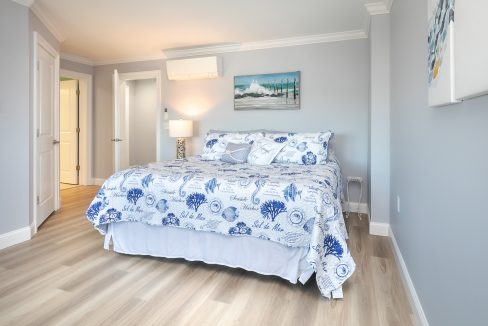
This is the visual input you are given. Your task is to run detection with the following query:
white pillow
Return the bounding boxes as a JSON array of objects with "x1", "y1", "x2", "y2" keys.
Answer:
[
  {"x1": 265, "y1": 131, "x2": 333, "y2": 165},
  {"x1": 202, "y1": 132, "x2": 263, "y2": 160},
  {"x1": 247, "y1": 137, "x2": 285, "y2": 165}
]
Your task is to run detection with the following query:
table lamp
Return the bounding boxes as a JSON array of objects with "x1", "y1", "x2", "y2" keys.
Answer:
[{"x1": 169, "y1": 119, "x2": 193, "y2": 159}]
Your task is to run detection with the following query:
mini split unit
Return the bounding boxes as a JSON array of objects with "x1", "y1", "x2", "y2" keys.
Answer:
[{"x1": 166, "y1": 56, "x2": 222, "y2": 81}]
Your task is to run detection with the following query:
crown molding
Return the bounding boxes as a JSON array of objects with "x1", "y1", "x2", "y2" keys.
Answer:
[
  {"x1": 94, "y1": 53, "x2": 166, "y2": 66},
  {"x1": 362, "y1": 9, "x2": 372, "y2": 35},
  {"x1": 30, "y1": 2, "x2": 64, "y2": 42},
  {"x1": 62, "y1": 52, "x2": 166, "y2": 66},
  {"x1": 60, "y1": 53, "x2": 95, "y2": 66},
  {"x1": 365, "y1": 0, "x2": 393, "y2": 15},
  {"x1": 241, "y1": 30, "x2": 368, "y2": 51},
  {"x1": 79, "y1": 29, "x2": 368, "y2": 65},
  {"x1": 164, "y1": 43, "x2": 239, "y2": 59},
  {"x1": 11, "y1": 0, "x2": 35, "y2": 7},
  {"x1": 163, "y1": 30, "x2": 367, "y2": 59}
]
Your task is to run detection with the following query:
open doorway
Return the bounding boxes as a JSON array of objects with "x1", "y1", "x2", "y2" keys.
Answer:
[
  {"x1": 59, "y1": 77, "x2": 79, "y2": 189},
  {"x1": 58, "y1": 69, "x2": 93, "y2": 192},
  {"x1": 113, "y1": 70, "x2": 162, "y2": 172}
]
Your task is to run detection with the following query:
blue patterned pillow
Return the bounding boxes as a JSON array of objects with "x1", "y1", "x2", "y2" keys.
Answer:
[
  {"x1": 202, "y1": 132, "x2": 263, "y2": 160},
  {"x1": 265, "y1": 131, "x2": 333, "y2": 165}
]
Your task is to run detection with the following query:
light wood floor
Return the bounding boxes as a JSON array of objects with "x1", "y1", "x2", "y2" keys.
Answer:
[{"x1": 0, "y1": 186, "x2": 414, "y2": 326}]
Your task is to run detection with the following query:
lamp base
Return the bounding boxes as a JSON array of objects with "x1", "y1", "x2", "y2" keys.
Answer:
[{"x1": 176, "y1": 138, "x2": 186, "y2": 159}]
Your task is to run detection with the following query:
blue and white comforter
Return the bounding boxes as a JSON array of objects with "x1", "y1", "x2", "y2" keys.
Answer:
[{"x1": 86, "y1": 154, "x2": 355, "y2": 297}]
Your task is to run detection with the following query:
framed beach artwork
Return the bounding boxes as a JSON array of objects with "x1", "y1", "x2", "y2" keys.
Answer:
[
  {"x1": 234, "y1": 71, "x2": 300, "y2": 110},
  {"x1": 454, "y1": 2, "x2": 488, "y2": 100},
  {"x1": 428, "y1": 0, "x2": 458, "y2": 107}
]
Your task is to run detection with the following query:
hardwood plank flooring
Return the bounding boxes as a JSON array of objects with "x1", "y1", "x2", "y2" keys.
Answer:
[{"x1": 0, "y1": 186, "x2": 414, "y2": 325}]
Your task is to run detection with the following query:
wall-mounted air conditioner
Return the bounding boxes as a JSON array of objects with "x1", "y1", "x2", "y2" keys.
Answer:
[{"x1": 166, "y1": 56, "x2": 222, "y2": 81}]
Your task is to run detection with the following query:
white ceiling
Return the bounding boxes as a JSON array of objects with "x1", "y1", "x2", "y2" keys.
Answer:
[{"x1": 26, "y1": 0, "x2": 392, "y2": 64}]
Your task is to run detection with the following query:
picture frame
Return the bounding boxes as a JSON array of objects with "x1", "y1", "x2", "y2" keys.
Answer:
[
  {"x1": 234, "y1": 71, "x2": 300, "y2": 110},
  {"x1": 428, "y1": 0, "x2": 458, "y2": 107}
]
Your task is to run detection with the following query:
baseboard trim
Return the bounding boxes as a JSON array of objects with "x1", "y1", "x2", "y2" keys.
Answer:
[
  {"x1": 389, "y1": 227, "x2": 429, "y2": 326},
  {"x1": 369, "y1": 222, "x2": 390, "y2": 236},
  {"x1": 92, "y1": 178, "x2": 105, "y2": 186},
  {"x1": 0, "y1": 226, "x2": 32, "y2": 250},
  {"x1": 30, "y1": 222, "x2": 36, "y2": 236}
]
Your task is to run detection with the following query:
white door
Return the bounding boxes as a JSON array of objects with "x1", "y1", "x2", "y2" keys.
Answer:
[
  {"x1": 120, "y1": 83, "x2": 130, "y2": 169},
  {"x1": 113, "y1": 70, "x2": 130, "y2": 171},
  {"x1": 37, "y1": 42, "x2": 57, "y2": 226},
  {"x1": 60, "y1": 80, "x2": 79, "y2": 184}
]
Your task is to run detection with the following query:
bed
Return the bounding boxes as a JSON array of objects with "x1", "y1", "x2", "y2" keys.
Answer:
[{"x1": 86, "y1": 149, "x2": 355, "y2": 298}]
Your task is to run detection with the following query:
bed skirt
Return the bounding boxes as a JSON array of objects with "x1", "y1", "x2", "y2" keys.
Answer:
[{"x1": 105, "y1": 222, "x2": 315, "y2": 285}]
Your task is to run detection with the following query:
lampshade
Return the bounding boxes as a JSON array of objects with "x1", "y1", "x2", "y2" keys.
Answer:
[{"x1": 169, "y1": 119, "x2": 193, "y2": 138}]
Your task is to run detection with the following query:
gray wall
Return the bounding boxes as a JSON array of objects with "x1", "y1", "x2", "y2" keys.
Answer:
[
  {"x1": 93, "y1": 40, "x2": 370, "y2": 202},
  {"x1": 60, "y1": 59, "x2": 94, "y2": 76},
  {"x1": 369, "y1": 14, "x2": 390, "y2": 224},
  {"x1": 29, "y1": 11, "x2": 59, "y2": 53},
  {"x1": 0, "y1": 1, "x2": 30, "y2": 234},
  {"x1": 0, "y1": 2, "x2": 61, "y2": 235},
  {"x1": 390, "y1": 0, "x2": 488, "y2": 325}
]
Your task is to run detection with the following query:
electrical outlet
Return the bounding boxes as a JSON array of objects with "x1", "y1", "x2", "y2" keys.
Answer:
[
  {"x1": 347, "y1": 176, "x2": 363, "y2": 183},
  {"x1": 397, "y1": 196, "x2": 401, "y2": 213}
]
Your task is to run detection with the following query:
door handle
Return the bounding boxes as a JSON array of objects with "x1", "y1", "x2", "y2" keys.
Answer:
[
  {"x1": 111, "y1": 138, "x2": 123, "y2": 142},
  {"x1": 52, "y1": 140, "x2": 60, "y2": 144}
]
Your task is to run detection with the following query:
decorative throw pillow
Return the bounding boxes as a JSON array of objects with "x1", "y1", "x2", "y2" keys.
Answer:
[
  {"x1": 202, "y1": 132, "x2": 263, "y2": 160},
  {"x1": 220, "y1": 143, "x2": 252, "y2": 164},
  {"x1": 208, "y1": 129, "x2": 286, "y2": 134},
  {"x1": 247, "y1": 137, "x2": 286, "y2": 165},
  {"x1": 265, "y1": 131, "x2": 333, "y2": 165}
]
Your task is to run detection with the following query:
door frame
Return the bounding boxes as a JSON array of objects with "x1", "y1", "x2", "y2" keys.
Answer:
[
  {"x1": 60, "y1": 69, "x2": 93, "y2": 186},
  {"x1": 32, "y1": 31, "x2": 60, "y2": 233},
  {"x1": 114, "y1": 70, "x2": 162, "y2": 172}
]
